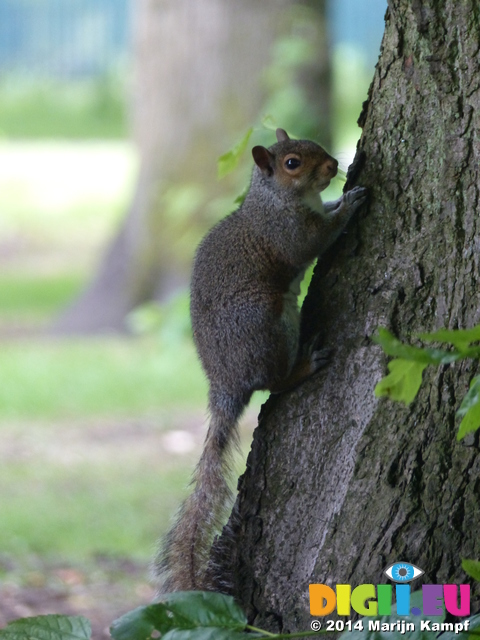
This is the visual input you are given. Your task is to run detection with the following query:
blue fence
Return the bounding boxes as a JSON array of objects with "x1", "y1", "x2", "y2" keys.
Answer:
[{"x1": 0, "y1": 0, "x2": 131, "y2": 78}]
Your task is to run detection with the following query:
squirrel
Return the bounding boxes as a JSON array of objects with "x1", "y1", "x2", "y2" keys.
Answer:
[{"x1": 154, "y1": 128, "x2": 367, "y2": 594}]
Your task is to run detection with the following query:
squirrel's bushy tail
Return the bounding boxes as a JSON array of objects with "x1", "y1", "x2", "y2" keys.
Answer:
[{"x1": 154, "y1": 388, "x2": 248, "y2": 593}]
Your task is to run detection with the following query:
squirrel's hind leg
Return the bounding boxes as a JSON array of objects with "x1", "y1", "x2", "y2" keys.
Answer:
[{"x1": 269, "y1": 346, "x2": 332, "y2": 394}]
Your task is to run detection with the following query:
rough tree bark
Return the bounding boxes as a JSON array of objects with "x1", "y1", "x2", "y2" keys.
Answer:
[
  {"x1": 55, "y1": 0, "x2": 330, "y2": 333},
  {"x1": 216, "y1": 0, "x2": 480, "y2": 632}
]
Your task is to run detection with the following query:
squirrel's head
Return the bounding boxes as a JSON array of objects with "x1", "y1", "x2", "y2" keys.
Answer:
[{"x1": 251, "y1": 128, "x2": 338, "y2": 194}]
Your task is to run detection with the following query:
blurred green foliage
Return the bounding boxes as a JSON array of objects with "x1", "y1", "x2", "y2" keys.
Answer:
[
  {"x1": 262, "y1": 5, "x2": 329, "y2": 146},
  {"x1": 127, "y1": 295, "x2": 191, "y2": 346},
  {"x1": 0, "y1": 269, "x2": 207, "y2": 560},
  {"x1": 332, "y1": 45, "x2": 372, "y2": 151},
  {"x1": 0, "y1": 76, "x2": 127, "y2": 139}
]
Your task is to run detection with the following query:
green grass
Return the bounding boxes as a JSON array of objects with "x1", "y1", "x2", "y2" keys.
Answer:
[
  {"x1": 0, "y1": 78, "x2": 128, "y2": 139},
  {"x1": 0, "y1": 137, "x2": 207, "y2": 563},
  {"x1": 0, "y1": 458, "x2": 191, "y2": 561},
  {"x1": 0, "y1": 339, "x2": 207, "y2": 421},
  {"x1": 0, "y1": 274, "x2": 83, "y2": 319},
  {"x1": 0, "y1": 141, "x2": 137, "y2": 248}
]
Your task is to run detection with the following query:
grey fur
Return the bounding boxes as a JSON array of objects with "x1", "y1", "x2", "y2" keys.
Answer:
[{"x1": 153, "y1": 134, "x2": 367, "y2": 594}]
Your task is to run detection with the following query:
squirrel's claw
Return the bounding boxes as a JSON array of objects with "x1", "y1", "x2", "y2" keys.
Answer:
[{"x1": 344, "y1": 185, "x2": 368, "y2": 207}]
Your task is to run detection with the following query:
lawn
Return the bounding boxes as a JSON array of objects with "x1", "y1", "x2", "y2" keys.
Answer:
[
  {"x1": 0, "y1": 140, "x2": 210, "y2": 568},
  {"x1": 0, "y1": 78, "x2": 127, "y2": 139},
  {"x1": 0, "y1": 141, "x2": 136, "y2": 272}
]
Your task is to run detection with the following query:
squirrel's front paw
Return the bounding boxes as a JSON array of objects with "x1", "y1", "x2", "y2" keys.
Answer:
[
  {"x1": 344, "y1": 186, "x2": 368, "y2": 210},
  {"x1": 324, "y1": 186, "x2": 367, "y2": 217}
]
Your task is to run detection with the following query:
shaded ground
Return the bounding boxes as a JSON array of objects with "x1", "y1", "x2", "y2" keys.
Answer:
[{"x1": 0, "y1": 554, "x2": 155, "y2": 639}]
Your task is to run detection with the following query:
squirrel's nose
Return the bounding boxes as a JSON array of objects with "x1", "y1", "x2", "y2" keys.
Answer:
[{"x1": 325, "y1": 159, "x2": 338, "y2": 176}]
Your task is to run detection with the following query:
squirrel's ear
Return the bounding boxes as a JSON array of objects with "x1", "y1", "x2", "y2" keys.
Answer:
[
  {"x1": 252, "y1": 146, "x2": 274, "y2": 175},
  {"x1": 276, "y1": 128, "x2": 290, "y2": 142}
]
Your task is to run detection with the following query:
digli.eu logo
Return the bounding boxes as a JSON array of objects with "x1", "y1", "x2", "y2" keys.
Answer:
[{"x1": 309, "y1": 561, "x2": 470, "y2": 617}]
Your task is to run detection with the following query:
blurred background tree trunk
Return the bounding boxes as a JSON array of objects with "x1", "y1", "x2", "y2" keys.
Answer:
[
  {"x1": 215, "y1": 0, "x2": 480, "y2": 631},
  {"x1": 55, "y1": 0, "x2": 331, "y2": 333}
]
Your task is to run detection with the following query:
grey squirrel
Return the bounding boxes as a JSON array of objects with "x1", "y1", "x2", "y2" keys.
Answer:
[{"x1": 154, "y1": 128, "x2": 367, "y2": 593}]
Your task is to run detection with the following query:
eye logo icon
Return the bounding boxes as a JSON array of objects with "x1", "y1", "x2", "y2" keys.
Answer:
[{"x1": 384, "y1": 562, "x2": 424, "y2": 583}]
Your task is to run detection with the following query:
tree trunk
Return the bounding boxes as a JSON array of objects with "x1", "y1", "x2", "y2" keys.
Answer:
[
  {"x1": 55, "y1": 0, "x2": 330, "y2": 333},
  {"x1": 216, "y1": 0, "x2": 480, "y2": 631}
]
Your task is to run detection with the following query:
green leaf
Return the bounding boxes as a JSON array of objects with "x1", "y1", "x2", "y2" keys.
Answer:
[
  {"x1": 260, "y1": 114, "x2": 277, "y2": 131},
  {"x1": 457, "y1": 376, "x2": 480, "y2": 440},
  {"x1": 0, "y1": 615, "x2": 91, "y2": 640},
  {"x1": 233, "y1": 183, "x2": 249, "y2": 206},
  {"x1": 162, "y1": 591, "x2": 247, "y2": 629},
  {"x1": 110, "y1": 605, "x2": 175, "y2": 640},
  {"x1": 111, "y1": 592, "x2": 248, "y2": 640},
  {"x1": 457, "y1": 401, "x2": 480, "y2": 440},
  {"x1": 374, "y1": 358, "x2": 427, "y2": 405},
  {"x1": 217, "y1": 128, "x2": 254, "y2": 179},
  {"x1": 457, "y1": 376, "x2": 480, "y2": 417},
  {"x1": 419, "y1": 325, "x2": 480, "y2": 351},
  {"x1": 468, "y1": 614, "x2": 480, "y2": 640},
  {"x1": 462, "y1": 559, "x2": 480, "y2": 581},
  {"x1": 437, "y1": 613, "x2": 480, "y2": 640},
  {"x1": 373, "y1": 328, "x2": 460, "y2": 365}
]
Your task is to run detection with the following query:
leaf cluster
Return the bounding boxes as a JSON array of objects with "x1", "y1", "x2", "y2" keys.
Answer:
[
  {"x1": 374, "y1": 326, "x2": 480, "y2": 440},
  {"x1": 110, "y1": 591, "x2": 252, "y2": 640}
]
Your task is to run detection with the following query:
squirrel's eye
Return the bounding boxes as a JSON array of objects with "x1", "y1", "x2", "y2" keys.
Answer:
[{"x1": 285, "y1": 157, "x2": 301, "y2": 170}]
